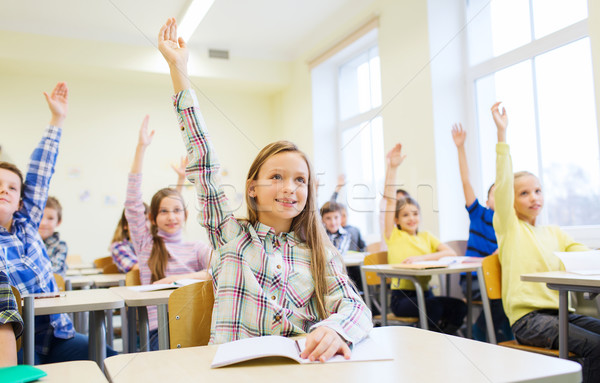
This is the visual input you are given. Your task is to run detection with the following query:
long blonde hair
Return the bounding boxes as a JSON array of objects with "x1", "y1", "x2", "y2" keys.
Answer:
[
  {"x1": 147, "y1": 189, "x2": 187, "y2": 282},
  {"x1": 244, "y1": 141, "x2": 331, "y2": 319},
  {"x1": 111, "y1": 204, "x2": 149, "y2": 243}
]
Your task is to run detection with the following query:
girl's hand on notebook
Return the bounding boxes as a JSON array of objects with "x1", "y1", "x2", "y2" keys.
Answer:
[
  {"x1": 402, "y1": 255, "x2": 423, "y2": 264},
  {"x1": 153, "y1": 275, "x2": 179, "y2": 284},
  {"x1": 301, "y1": 326, "x2": 351, "y2": 362}
]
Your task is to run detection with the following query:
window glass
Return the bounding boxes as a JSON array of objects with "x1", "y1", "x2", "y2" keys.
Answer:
[{"x1": 532, "y1": 0, "x2": 587, "y2": 39}]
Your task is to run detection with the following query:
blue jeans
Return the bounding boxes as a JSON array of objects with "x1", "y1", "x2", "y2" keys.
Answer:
[
  {"x1": 149, "y1": 329, "x2": 159, "y2": 351},
  {"x1": 18, "y1": 332, "x2": 118, "y2": 364},
  {"x1": 390, "y1": 289, "x2": 466, "y2": 334},
  {"x1": 512, "y1": 310, "x2": 600, "y2": 383}
]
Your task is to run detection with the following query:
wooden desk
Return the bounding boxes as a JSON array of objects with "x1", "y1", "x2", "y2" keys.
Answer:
[
  {"x1": 37, "y1": 360, "x2": 108, "y2": 383},
  {"x1": 361, "y1": 263, "x2": 495, "y2": 343},
  {"x1": 22, "y1": 289, "x2": 124, "y2": 368},
  {"x1": 66, "y1": 268, "x2": 103, "y2": 276},
  {"x1": 521, "y1": 271, "x2": 600, "y2": 358},
  {"x1": 104, "y1": 326, "x2": 581, "y2": 383},
  {"x1": 67, "y1": 263, "x2": 95, "y2": 271},
  {"x1": 89, "y1": 274, "x2": 126, "y2": 288},
  {"x1": 343, "y1": 252, "x2": 366, "y2": 267},
  {"x1": 109, "y1": 286, "x2": 174, "y2": 352}
]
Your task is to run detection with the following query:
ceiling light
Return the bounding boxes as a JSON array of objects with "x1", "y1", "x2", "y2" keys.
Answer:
[{"x1": 178, "y1": 0, "x2": 216, "y2": 42}]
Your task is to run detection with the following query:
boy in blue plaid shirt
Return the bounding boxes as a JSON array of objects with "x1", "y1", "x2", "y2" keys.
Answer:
[{"x1": 0, "y1": 82, "x2": 116, "y2": 364}]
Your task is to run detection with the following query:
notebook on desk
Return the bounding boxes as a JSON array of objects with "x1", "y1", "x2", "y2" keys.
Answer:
[
  {"x1": 390, "y1": 263, "x2": 448, "y2": 270},
  {"x1": 554, "y1": 250, "x2": 600, "y2": 275}
]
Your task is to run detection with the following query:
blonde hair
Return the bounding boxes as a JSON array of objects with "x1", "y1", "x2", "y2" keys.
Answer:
[
  {"x1": 111, "y1": 204, "x2": 148, "y2": 243},
  {"x1": 148, "y1": 189, "x2": 187, "y2": 282},
  {"x1": 244, "y1": 140, "x2": 332, "y2": 319},
  {"x1": 514, "y1": 170, "x2": 537, "y2": 180},
  {"x1": 394, "y1": 196, "x2": 421, "y2": 233}
]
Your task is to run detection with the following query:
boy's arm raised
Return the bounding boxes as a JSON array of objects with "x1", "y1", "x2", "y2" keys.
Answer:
[
  {"x1": 451, "y1": 123, "x2": 476, "y2": 206},
  {"x1": 22, "y1": 82, "x2": 67, "y2": 227}
]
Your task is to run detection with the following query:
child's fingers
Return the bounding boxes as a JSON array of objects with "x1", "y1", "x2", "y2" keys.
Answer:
[
  {"x1": 317, "y1": 342, "x2": 341, "y2": 362},
  {"x1": 307, "y1": 332, "x2": 335, "y2": 361}
]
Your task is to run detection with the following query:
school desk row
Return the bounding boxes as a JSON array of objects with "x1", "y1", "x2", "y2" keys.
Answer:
[{"x1": 32, "y1": 326, "x2": 582, "y2": 383}]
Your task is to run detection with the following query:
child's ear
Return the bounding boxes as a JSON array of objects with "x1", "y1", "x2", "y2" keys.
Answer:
[{"x1": 247, "y1": 180, "x2": 257, "y2": 198}]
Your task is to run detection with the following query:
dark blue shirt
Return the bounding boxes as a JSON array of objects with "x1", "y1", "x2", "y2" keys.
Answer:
[{"x1": 465, "y1": 199, "x2": 497, "y2": 258}]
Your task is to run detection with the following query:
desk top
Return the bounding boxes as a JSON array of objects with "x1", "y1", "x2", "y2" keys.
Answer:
[
  {"x1": 343, "y1": 253, "x2": 366, "y2": 267},
  {"x1": 362, "y1": 262, "x2": 480, "y2": 276},
  {"x1": 67, "y1": 263, "x2": 95, "y2": 270},
  {"x1": 64, "y1": 276, "x2": 94, "y2": 288},
  {"x1": 32, "y1": 289, "x2": 124, "y2": 315},
  {"x1": 89, "y1": 274, "x2": 126, "y2": 287},
  {"x1": 104, "y1": 326, "x2": 581, "y2": 383},
  {"x1": 37, "y1": 361, "x2": 107, "y2": 383},
  {"x1": 65, "y1": 268, "x2": 102, "y2": 276},
  {"x1": 109, "y1": 286, "x2": 174, "y2": 306},
  {"x1": 521, "y1": 271, "x2": 600, "y2": 288}
]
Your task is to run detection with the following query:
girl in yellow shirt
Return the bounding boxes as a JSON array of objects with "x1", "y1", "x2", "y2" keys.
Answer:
[{"x1": 383, "y1": 144, "x2": 466, "y2": 334}]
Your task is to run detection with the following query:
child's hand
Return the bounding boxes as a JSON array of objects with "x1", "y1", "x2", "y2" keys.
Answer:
[
  {"x1": 451, "y1": 123, "x2": 466, "y2": 147},
  {"x1": 158, "y1": 18, "x2": 189, "y2": 71},
  {"x1": 300, "y1": 327, "x2": 351, "y2": 362},
  {"x1": 402, "y1": 255, "x2": 423, "y2": 264},
  {"x1": 491, "y1": 102, "x2": 508, "y2": 142},
  {"x1": 138, "y1": 115, "x2": 155, "y2": 148},
  {"x1": 334, "y1": 174, "x2": 346, "y2": 193},
  {"x1": 171, "y1": 156, "x2": 188, "y2": 179},
  {"x1": 45, "y1": 82, "x2": 68, "y2": 127},
  {"x1": 386, "y1": 143, "x2": 406, "y2": 169},
  {"x1": 153, "y1": 275, "x2": 179, "y2": 284}
]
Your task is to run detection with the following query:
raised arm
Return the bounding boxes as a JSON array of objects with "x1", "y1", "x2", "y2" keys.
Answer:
[
  {"x1": 171, "y1": 155, "x2": 188, "y2": 194},
  {"x1": 130, "y1": 115, "x2": 154, "y2": 174},
  {"x1": 22, "y1": 82, "x2": 67, "y2": 227},
  {"x1": 491, "y1": 102, "x2": 516, "y2": 234},
  {"x1": 159, "y1": 18, "x2": 238, "y2": 249},
  {"x1": 383, "y1": 144, "x2": 406, "y2": 240},
  {"x1": 158, "y1": 17, "x2": 190, "y2": 94},
  {"x1": 330, "y1": 174, "x2": 346, "y2": 202},
  {"x1": 451, "y1": 123, "x2": 476, "y2": 206}
]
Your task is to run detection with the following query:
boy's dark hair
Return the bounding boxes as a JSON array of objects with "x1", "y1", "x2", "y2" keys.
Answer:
[
  {"x1": 0, "y1": 162, "x2": 24, "y2": 199},
  {"x1": 396, "y1": 189, "x2": 410, "y2": 198},
  {"x1": 45, "y1": 196, "x2": 63, "y2": 223},
  {"x1": 320, "y1": 201, "x2": 343, "y2": 217}
]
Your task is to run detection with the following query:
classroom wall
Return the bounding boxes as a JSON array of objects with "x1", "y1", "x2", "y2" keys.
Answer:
[{"x1": 0, "y1": 60, "x2": 276, "y2": 264}]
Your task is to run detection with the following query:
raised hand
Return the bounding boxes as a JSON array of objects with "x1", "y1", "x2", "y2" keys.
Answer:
[
  {"x1": 137, "y1": 115, "x2": 155, "y2": 148},
  {"x1": 45, "y1": 82, "x2": 68, "y2": 127},
  {"x1": 491, "y1": 102, "x2": 508, "y2": 142},
  {"x1": 158, "y1": 18, "x2": 189, "y2": 70},
  {"x1": 451, "y1": 123, "x2": 466, "y2": 147},
  {"x1": 386, "y1": 143, "x2": 406, "y2": 169},
  {"x1": 171, "y1": 156, "x2": 188, "y2": 179}
]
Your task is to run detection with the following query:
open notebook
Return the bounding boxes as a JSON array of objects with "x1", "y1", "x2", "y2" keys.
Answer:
[
  {"x1": 555, "y1": 251, "x2": 600, "y2": 275},
  {"x1": 391, "y1": 256, "x2": 482, "y2": 270},
  {"x1": 211, "y1": 335, "x2": 393, "y2": 368},
  {"x1": 128, "y1": 279, "x2": 206, "y2": 292}
]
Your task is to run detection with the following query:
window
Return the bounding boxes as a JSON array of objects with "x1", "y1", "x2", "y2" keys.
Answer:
[
  {"x1": 311, "y1": 28, "x2": 384, "y2": 239},
  {"x1": 467, "y1": 0, "x2": 599, "y2": 226}
]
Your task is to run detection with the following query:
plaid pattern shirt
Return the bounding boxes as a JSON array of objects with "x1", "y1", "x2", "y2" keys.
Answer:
[
  {"x1": 110, "y1": 239, "x2": 138, "y2": 273},
  {"x1": 174, "y1": 89, "x2": 372, "y2": 345},
  {"x1": 44, "y1": 232, "x2": 68, "y2": 276},
  {"x1": 327, "y1": 227, "x2": 352, "y2": 255},
  {"x1": 0, "y1": 270, "x2": 23, "y2": 339},
  {"x1": 0, "y1": 125, "x2": 74, "y2": 355}
]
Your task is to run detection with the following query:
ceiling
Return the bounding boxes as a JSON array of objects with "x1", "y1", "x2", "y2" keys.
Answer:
[{"x1": 0, "y1": 0, "x2": 377, "y2": 61}]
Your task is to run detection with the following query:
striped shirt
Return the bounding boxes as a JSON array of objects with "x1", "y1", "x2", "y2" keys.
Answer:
[
  {"x1": 44, "y1": 232, "x2": 68, "y2": 276},
  {"x1": 174, "y1": 89, "x2": 372, "y2": 345},
  {"x1": 125, "y1": 173, "x2": 211, "y2": 331},
  {"x1": 0, "y1": 270, "x2": 23, "y2": 339},
  {"x1": 465, "y1": 199, "x2": 497, "y2": 258},
  {"x1": 110, "y1": 239, "x2": 138, "y2": 273},
  {"x1": 0, "y1": 125, "x2": 74, "y2": 355}
]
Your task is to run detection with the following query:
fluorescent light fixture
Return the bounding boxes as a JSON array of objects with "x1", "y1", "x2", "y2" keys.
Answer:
[{"x1": 178, "y1": 0, "x2": 216, "y2": 42}]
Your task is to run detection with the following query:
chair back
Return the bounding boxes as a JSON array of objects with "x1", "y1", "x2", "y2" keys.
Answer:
[
  {"x1": 53, "y1": 273, "x2": 66, "y2": 292},
  {"x1": 363, "y1": 251, "x2": 389, "y2": 286},
  {"x1": 168, "y1": 281, "x2": 214, "y2": 348},
  {"x1": 482, "y1": 253, "x2": 502, "y2": 300},
  {"x1": 93, "y1": 256, "x2": 119, "y2": 274},
  {"x1": 102, "y1": 263, "x2": 120, "y2": 274},
  {"x1": 10, "y1": 286, "x2": 22, "y2": 352},
  {"x1": 125, "y1": 268, "x2": 141, "y2": 286}
]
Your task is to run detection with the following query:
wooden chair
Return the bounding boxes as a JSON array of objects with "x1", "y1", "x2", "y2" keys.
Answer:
[
  {"x1": 168, "y1": 280, "x2": 214, "y2": 348},
  {"x1": 482, "y1": 253, "x2": 575, "y2": 358},
  {"x1": 361, "y1": 251, "x2": 418, "y2": 326},
  {"x1": 10, "y1": 286, "x2": 22, "y2": 352},
  {"x1": 93, "y1": 256, "x2": 119, "y2": 274},
  {"x1": 53, "y1": 273, "x2": 66, "y2": 291},
  {"x1": 125, "y1": 267, "x2": 141, "y2": 286}
]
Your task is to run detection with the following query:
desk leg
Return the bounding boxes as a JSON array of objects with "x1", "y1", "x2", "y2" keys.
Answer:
[
  {"x1": 91, "y1": 310, "x2": 107, "y2": 370},
  {"x1": 106, "y1": 309, "x2": 114, "y2": 348},
  {"x1": 466, "y1": 273, "x2": 472, "y2": 339},
  {"x1": 120, "y1": 307, "x2": 129, "y2": 353},
  {"x1": 23, "y1": 296, "x2": 35, "y2": 365},
  {"x1": 411, "y1": 277, "x2": 428, "y2": 330},
  {"x1": 559, "y1": 290, "x2": 568, "y2": 359},
  {"x1": 127, "y1": 308, "x2": 137, "y2": 353},
  {"x1": 88, "y1": 309, "x2": 95, "y2": 361},
  {"x1": 380, "y1": 277, "x2": 388, "y2": 326},
  {"x1": 157, "y1": 304, "x2": 170, "y2": 350},
  {"x1": 138, "y1": 307, "x2": 150, "y2": 352},
  {"x1": 477, "y1": 267, "x2": 496, "y2": 344}
]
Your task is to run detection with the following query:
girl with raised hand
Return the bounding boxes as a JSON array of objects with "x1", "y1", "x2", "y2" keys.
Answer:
[
  {"x1": 157, "y1": 17, "x2": 371, "y2": 362},
  {"x1": 383, "y1": 143, "x2": 466, "y2": 334},
  {"x1": 124, "y1": 115, "x2": 211, "y2": 351},
  {"x1": 492, "y1": 101, "x2": 600, "y2": 382}
]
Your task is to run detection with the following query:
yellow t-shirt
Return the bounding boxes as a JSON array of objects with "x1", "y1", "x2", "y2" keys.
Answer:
[
  {"x1": 385, "y1": 228, "x2": 440, "y2": 291},
  {"x1": 494, "y1": 143, "x2": 588, "y2": 325}
]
